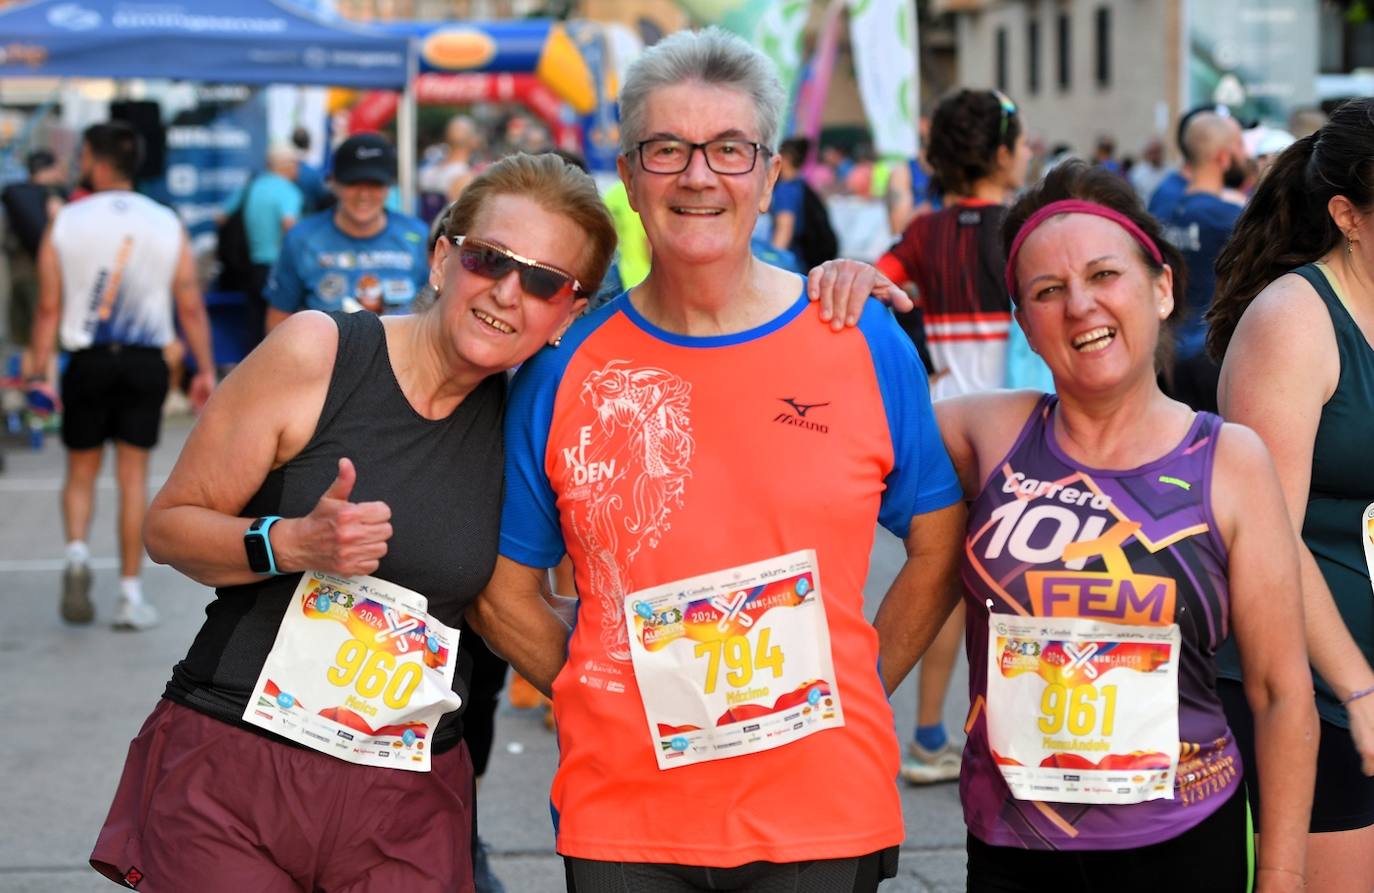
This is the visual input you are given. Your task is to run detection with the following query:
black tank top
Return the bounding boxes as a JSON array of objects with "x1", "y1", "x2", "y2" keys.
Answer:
[{"x1": 164, "y1": 311, "x2": 505, "y2": 751}]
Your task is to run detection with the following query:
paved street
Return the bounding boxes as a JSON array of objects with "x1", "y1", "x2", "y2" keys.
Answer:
[{"x1": 0, "y1": 418, "x2": 969, "y2": 892}]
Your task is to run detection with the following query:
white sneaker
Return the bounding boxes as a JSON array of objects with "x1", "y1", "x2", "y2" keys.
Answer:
[
  {"x1": 900, "y1": 739, "x2": 962, "y2": 785},
  {"x1": 112, "y1": 597, "x2": 159, "y2": 631}
]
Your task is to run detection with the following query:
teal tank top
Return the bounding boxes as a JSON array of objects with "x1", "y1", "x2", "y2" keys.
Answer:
[{"x1": 1300, "y1": 262, "x2": 1374, "y2": 727}]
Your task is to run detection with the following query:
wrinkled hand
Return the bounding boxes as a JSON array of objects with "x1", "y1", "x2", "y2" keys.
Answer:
[
  {"x1": 807, "y1": 259, "x2": 914, "y2": 330},
  {"x1": 188, "y1": 369, "x2": 216, "y2": 414},
  {"x1": 283, "y1": 458, "x2": 392, "y2": 577},
  {"x1": 1346, "y1": 692, "x2": 1374, "y2": 776}
]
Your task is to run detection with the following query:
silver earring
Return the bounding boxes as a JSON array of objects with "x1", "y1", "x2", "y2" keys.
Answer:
[
  {"x1": 1348, "y1": 236, "x2": 1356, "y2": 257},
  {"x1": 550, "y1": 335, "x2": 563, "y2": 348}
]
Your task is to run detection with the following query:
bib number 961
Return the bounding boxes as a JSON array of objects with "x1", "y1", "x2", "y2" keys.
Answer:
[
  {"x1": 326, "y1": 638, "x2": 423, "y2": 709},
  {"x1": 693, "y1": 627, "x2": 784, "y2": 694},
  {"x1": 1037, "y1": 682, "x2": 1118, "y2": 737}
]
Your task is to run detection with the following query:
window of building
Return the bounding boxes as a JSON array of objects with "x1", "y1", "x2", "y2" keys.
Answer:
[
  {"x1": 1028, "y1": 18, "x2": 1042, "y2": 94},
  {"x1": 996, "y1": 26, "x2": 1008, "y2": 92},
  {"x1": 1057, "y1": 12, "x2": 1071, "y2": 90},
  {"x1": 1095, "y1": 5, "x2": 1112, "y2": 87}
]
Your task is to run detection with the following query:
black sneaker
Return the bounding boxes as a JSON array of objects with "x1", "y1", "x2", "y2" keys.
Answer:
[
  {"x1": 60, "y1": 562, "x2": 94, "y2": 624},
  {"x1": 473, "y1": 836, "x2": 506, "y2": 893}
]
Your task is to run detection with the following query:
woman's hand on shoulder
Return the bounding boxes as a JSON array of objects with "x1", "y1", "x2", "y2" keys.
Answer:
[{"x1": 806, "y1": 258, "x2": 914, "y2": 330}]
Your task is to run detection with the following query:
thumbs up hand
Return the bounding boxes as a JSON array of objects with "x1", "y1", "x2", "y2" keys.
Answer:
[{"x1": 276, "y1": 458, "x2": 393, "y2": 577}]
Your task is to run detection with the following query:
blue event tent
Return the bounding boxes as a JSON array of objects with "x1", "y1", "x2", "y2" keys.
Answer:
[{"x1": 0, "y1": 0, "x2": 412, "y2": 88}]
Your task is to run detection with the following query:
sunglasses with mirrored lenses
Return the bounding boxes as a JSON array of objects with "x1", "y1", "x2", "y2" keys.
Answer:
[
  {"x1": 452, "y1": 235, "x2": 586, "y2": 301},
  {"x1": 991, "y1": 89, "x2": 1019, "y2": 143}
]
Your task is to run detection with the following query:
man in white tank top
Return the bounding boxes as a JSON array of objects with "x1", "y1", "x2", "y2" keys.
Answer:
[{"x1": 30, "y1": 121, "x2": 216, "y2": 631}]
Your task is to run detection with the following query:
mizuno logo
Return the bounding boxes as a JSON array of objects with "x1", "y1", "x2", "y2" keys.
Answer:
[
  {"x1": 773, "y1": 396, "x2": 831, "y2": 434},
  {"x1": 779, "y1": 397, "x2": 829, "y2": 417}
]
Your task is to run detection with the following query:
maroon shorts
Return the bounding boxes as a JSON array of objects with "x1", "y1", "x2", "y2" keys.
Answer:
[{"x1": 91, "y1": 700, "x2": 474, "y2": 892}]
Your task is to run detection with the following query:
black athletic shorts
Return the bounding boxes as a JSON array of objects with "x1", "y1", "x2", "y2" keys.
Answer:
[
  {"x1": 966, "y1": 783, "x2": 1250, "y2": 893},
  {"x1": 564, "y1": 846, "x2": 898, "y2": 893},
  {"x1": 1219, "y1": 677, "x2": 1374, "y2": 832},
  {"x1": 61, "y1": 345, "x2": 168, "y2": 450}
]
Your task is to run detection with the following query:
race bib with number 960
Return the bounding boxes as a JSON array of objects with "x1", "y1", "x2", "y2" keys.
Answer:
[{"x1": 243, "y1": 572, "x2": 463, "y2": 771}]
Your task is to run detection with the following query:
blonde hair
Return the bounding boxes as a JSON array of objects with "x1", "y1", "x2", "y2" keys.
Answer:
[{"x1": 444, "y1": 153, "x2": 616, "y2": 296}]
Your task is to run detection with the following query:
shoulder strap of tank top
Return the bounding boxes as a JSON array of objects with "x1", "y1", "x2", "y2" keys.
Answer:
[
  {"x1": 1293, "y1": 262, "x2": 1351, "y2": 331},
  {"x1": 315, "y1": 311, "x2": 385, "y2": 435},
  {"x1": 1190, "y1": 409, "x2": 1231, "y2": 569}
]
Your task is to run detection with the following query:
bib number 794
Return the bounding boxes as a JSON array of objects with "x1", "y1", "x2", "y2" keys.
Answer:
[
  {"x1": 326, "y1": 638, "x2": 423, "y2": 709},
  {"x1": 694, "y1": 627, "x2": 785, "y2": 694}
]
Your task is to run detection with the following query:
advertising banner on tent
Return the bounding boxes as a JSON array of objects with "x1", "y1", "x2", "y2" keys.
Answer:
[
  {"x1": 159, "y1": 87, "x2": 269, "y2": 256},
  {"x1": 0, "y1": 0, "x2": 410, "y2": 88}
]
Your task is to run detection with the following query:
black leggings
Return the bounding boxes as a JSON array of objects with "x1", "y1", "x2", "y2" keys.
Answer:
[
  {"x1": 564, "y1": 847, "x2": 898, "y2": 893},
  {"x1": 966, "y1": 784, "x2": 1250, "y2": 892}
]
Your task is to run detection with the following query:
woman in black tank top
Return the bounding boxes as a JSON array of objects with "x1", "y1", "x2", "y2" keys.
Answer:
[
  {"x1": 90, "y1": 154, "x2": 617, "y2": 893},
  {"x1": 1209, "y1": 97, "x2": 1374, "y2": 893}
]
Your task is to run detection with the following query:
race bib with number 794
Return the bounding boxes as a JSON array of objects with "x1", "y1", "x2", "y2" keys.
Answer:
[{"x1": 625, "y1": 550, "x2": 845, "y2": 771}]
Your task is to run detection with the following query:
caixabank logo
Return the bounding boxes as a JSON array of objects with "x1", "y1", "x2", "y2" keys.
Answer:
[{"x1": 772, "y1": 397, "x2": 830, "y2": 434}]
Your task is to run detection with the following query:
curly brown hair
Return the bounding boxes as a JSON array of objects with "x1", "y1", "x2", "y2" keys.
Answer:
[{"x1": 926, "y1": 89, "x2": 1023, "y2": 197}]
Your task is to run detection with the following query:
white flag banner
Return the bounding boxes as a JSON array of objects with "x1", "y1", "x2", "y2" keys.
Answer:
[{"x1": 848, "y1": 0, "x2": 919, "y2": 158}]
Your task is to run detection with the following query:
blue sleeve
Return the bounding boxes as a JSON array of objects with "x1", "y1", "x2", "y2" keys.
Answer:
[
  {"x1": 856, "y1": 299, "x2": 963, "y2": 539},
  {"x1": 281, "y1": 182, "x2": 304, "y2": 220},
  {"x1": 410, "y1": 222, "x2": 430, "y2": 288},
  {"x1": 772, "y1": 180, "x2": 802, "y2": 218},
  {"x1": 499, "y1": 302, "x2": 620, "y2": 568},
  {"x1": 265, "y1": 227, "x2": 306, "y2": 312}
]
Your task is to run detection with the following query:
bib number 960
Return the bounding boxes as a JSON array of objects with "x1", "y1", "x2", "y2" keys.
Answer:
[{"x1": 326, "y1": 638, "x2": 423, "y2": 709}]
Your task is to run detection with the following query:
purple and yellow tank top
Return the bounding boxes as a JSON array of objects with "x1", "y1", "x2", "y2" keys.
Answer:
[{"x1": 962, "y1": 394, "x2": 1241, "y2": 850}]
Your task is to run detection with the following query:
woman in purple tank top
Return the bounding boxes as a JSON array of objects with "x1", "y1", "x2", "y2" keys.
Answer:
[{"x1": 934, "y1": 161, "x2": 1317, "y2": 892}]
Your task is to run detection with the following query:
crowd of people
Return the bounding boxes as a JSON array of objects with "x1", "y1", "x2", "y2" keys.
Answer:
[{"x1": 2, "y1": 20, "x2": 1373, "y2": 893}]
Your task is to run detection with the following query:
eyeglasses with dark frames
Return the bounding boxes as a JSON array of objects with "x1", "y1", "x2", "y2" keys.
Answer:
[
  {"x1": 991, "y1": 89, "x2": 1019, "y2": 144},
  {"x1": 635, "y1": 138, "x2": 770, "y2": 175},
  {"x1": 451, "y1": 235, "x2": 586, "y2": 301}
]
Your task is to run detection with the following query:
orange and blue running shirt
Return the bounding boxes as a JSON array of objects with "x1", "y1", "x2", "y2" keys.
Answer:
[
  {"x1": 500, "y1": 287, "x2": 962, "y2": 867},
  {"x1": 876, "y1": 200, "x2": 1011, "y2": 401}
]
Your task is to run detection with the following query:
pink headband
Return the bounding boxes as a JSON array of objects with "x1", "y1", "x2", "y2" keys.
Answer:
[{"x1": 1003, "y1": 199, "x2": 1165, "y2": 302}]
